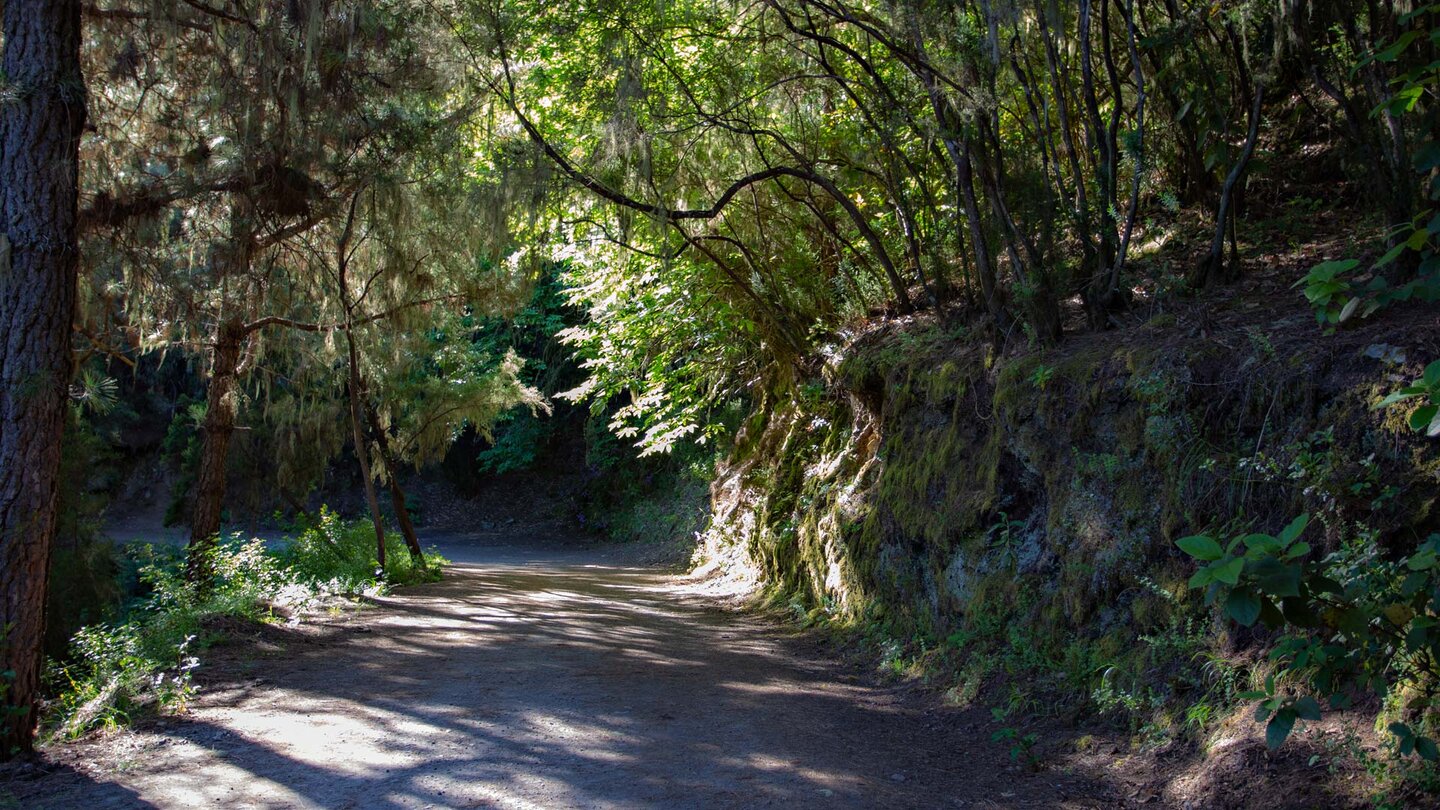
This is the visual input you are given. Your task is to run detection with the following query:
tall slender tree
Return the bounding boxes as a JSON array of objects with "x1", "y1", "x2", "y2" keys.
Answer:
[{"x1": 0, "y1": 0, "x2": 87, "y2": 758}]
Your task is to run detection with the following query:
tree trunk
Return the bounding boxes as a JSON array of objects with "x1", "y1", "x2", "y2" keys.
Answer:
[
  {"x1": 387, "y1": 478, "x2": 424, "y2": 566},
  {"x1": 1191, "y1": 83, "x2": 1264, "y2": 289},
  {"x1": 0, "y1": 0, "x2": 86, "y2": 759},
  {"x1": 1078, "y1": 0, "x2": 1122, "y2": 326},
  {"x1": 363, "y1": 401, "x2": 425, "y2": 565},
  {"x1": 345, "y1": 332, "x2": 387, "y2": 578},
  {"x1": 330, "y1": 193, "x2": 387, "y2": 576},
  {"x1": 187, "y1": 318, "x2": 245, "y2": 581}
]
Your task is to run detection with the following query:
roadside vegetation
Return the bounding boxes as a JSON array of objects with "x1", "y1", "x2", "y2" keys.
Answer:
[
  {"x1": 0, "y1": 1, "x2": 1436, "y2": 804},
  {"x1": 44, "y1": 514, "x2": 443, "y2": 743}
]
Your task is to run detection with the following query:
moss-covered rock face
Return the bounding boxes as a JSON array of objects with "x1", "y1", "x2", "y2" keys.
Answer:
[{"x1": 698, "y1": 311, "x2": 1439, "y2": 664}]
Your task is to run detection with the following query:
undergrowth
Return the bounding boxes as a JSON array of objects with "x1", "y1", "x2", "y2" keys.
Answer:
[{"x1": 41, "y1": 508, "x2": 445, "y2": 740}]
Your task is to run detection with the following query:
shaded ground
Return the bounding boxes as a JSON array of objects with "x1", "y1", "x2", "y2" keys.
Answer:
[{"x1": 6, "y1": 530, "x2": 1125, "y2": 809}]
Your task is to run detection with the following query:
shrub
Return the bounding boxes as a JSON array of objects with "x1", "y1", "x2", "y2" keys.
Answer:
[
  {"x1": 1179, "y1": 516, "x2": 1440, "y2": 759},
  {"x1": 43, "y1": 514, "x2": 446, "y2": 739}
]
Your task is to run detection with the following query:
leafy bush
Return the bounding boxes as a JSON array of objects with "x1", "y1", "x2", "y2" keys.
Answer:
[
  {"x1": 44, "y1": 515, "x2": 446, "y2": 739},
  {"x1": 278, "y1": 507, "x2": 444, "y2": 590},
  {"x1": 1178, "y1": 516, "x2": 1440, "y2": 759}
]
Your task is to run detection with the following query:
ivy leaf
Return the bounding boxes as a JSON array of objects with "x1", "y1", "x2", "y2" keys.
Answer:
[
  {"x1": 1425, "y1": 360, "x2": 1440, "y2": 389},
  {"x1": 1280, "y1": 597, "x2": 1319, "y2": 628},
  {"x1": 1177, "y1": 535, "x2": 1223, "y2": 561},
  {"x1": 1253, "y1": 557, "x2": 1302, "y2": 598},
  {"x1": 1376, "y1": 387, "x2": 1426, "y2": 408},
  {"x1": 1244, "y1": 533, "x2": 1278, "y2": 559},
  {"x1": 1417, "y1": 736, "x2": 1439, "y2": 762},
  {"x1": 1402, "y1": 570, "x2": 1430, "y2": 595},
  {"x1": 1374, "y1": 241, "x2": 1409, "y2": 268},
  {"x1": 1258, "y1": 597, "x2": 1287, "y2": 628},
  {"x1": 1396, "y1": 726, "x2": 1418, "y2": 757},
  {"x1": 1374, "y1": 29, "x2": 1422, "y2": 62},
  {"x1": 1408, "y1": 547, "x2": 1438, "y2": 571},
  {"x1": 1277, "y1": 514, "x2": 1309, "y2": 546}
]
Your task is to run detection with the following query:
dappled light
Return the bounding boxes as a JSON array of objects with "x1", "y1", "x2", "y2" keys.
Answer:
[
  {"x1": 14, "y1": 546, "x2": 1115, "y2": 807},
  {"x1": 1, "y1": 1, "x2": 1437, "y2": 807}
]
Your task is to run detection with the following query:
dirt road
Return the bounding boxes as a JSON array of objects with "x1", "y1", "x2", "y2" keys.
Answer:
[{"x1": 10, "y1": 536, "x2": 1114, "y2": 809}]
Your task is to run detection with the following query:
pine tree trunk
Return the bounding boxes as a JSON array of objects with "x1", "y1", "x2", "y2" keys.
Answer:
[
  {"x1": 0, "y1": 0, "x2": 86, "y2": 759},
  {"x1": 187, "y1": 319, "x2": 245, "y2": 581}
]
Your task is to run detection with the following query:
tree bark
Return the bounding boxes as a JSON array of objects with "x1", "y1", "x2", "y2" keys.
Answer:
[
  {"x1": 187, "y1": 318, "x2": 247, "y2": 580},
  {"x1": 345, "y1": 331, "x2": 387, "y2": 578},
  {"x1": 1078, "y1": 0, "x2": 1121, "y2": 324},
  {"x1": 332, "y1": 194, "x2": 388, "y2": 578},
  {"x1": 363, "y1": 401, "x2": 425, "y2": 565},
  {"x1": 387, "y1": 479, "x2": 423, "y2": 565},
  {"x1": 1191, "y1": 83, "x2": 1264, "y2": 289},
  {"x1": 0, "y1": 0, "x2": 86, "y2": 759}
]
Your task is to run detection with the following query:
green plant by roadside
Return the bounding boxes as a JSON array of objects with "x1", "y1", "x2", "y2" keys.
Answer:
[
  {"x1": 1178, "y1": 514, "x2": 1440, "y2": 759},
  {"x1": 991, "y1": 707, "x2": 1042, "y2": 770},
  {"x1": 43, "y1": 515, "x2": 446, "y2": 739},
  {"x1": 1376, "y1": 360, "x2": 1440, "y2": 437}
]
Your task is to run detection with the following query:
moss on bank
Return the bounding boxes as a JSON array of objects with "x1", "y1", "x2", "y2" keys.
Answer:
[{"x1": 696, "y1": 307, "x2": 1440, "y2": 759}]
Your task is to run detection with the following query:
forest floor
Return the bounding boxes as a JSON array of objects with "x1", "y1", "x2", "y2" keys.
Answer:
[{"x1": 4, "y1": 526, "x2": 1378, "y2": 809}]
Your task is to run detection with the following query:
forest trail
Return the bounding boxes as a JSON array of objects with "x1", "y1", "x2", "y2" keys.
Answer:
[{"x1": 19, "y1": 534, "x2": 1117, "y2": 809}]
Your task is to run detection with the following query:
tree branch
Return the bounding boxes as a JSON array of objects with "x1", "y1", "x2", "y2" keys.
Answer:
[{"x1": 242, "y1": 294, "x2": 466, "y2": 336}]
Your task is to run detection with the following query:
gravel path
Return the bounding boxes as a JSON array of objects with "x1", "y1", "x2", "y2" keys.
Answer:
[{"x1": 8, "y1": 534, "x2": 1113, "y2": 809}]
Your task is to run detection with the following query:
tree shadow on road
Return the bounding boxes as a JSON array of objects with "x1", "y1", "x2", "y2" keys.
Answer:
[{"x1": 15, "y1": 558, "x2": 1372, "y2": 809}]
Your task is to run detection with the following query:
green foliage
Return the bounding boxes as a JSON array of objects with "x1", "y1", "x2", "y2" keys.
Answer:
[
  {"x1": 1179, "y1": 516, "x2": 1440, "y2": 758},
  {"x1": 1299, "y1": 5, "x2": 1440, "y2": 326},
  {"x1": 990, "y1": 707, "x2": 1041, "y2": 770},
  {"x1": 68, "y1": 370, "x2": 118, "y2": 417},
  {"x1": 161, "y1": 397, "x2": 205, "y2": 528},
  {"x1": 278, "y1": 507, "x2": 445, "y2": 589},
  {"x1": 1376, "y1": 360, "x2": 1440, "y2": 437},
  {"x1": 366, "y1": 313, "x2": 548, "y2": 471},
  {"x1": 1297, "y1": 240, "x2": 1440, "y2": 328},
  {"x1": 44, "y1": 514, "x2": 445, "y2": 739},
  {"x1": 557, "y1": 249, "x2": 759, "y2": 457},
  {"x1": 1029, "y1": 364, "x2": 1056, "y2": 391},
  {"x1": 472, "y1": 270, "x2": 581, "y2": 474},
  {"x1": 1296, "y1": 260, "x2": 1365, "y2": 327}
]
